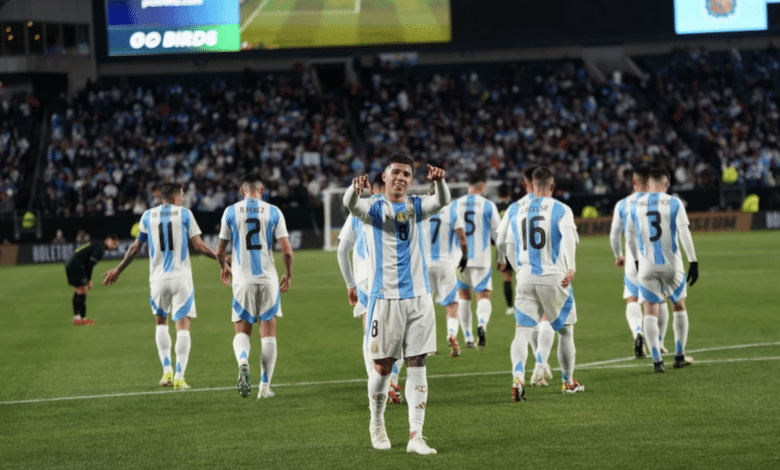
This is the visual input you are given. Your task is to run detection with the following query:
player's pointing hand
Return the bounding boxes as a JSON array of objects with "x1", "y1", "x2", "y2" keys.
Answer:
[
  {"x1": 427, "y1": 164, "x2": 445, "y2": 181},
  {"x1": 352, "y1": 175, "x2": 370, "y2": 195}
]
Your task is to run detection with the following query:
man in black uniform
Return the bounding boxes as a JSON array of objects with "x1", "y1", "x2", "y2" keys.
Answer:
[
  {"x1": 495, "y1": 183, "x2": 514, "y2": 314},
  {"x1": 66, "y1": 234, "x2": 119, "y2": 325}
]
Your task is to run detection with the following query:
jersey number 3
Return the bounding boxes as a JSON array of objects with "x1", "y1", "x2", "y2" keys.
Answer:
[{"x1": 647, "y1": 211, "x2": 662, "y2": 242}]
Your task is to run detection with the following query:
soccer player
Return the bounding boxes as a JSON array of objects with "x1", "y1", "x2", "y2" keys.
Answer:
[
  {"x1": 496, "y1": 165, "x2": 555, "y2": 387},
  {"x1": 103, "y1": 183, "x2": 218, "y2": 390},
  {"x1": 66, "y1": 233, "x2": 119, "y2": 325},
  {"x1": 626, "y1": 168, "x2": 698, "y2": 373},
  {"x1": 611, "y1": 165, "x2": 659, "y2": 357},
  {"x1": 343, "y1": 153, "x2": 449, "y2": 455},
  {"x1": 421, "y1": 183, "x2": 468, "y2": 358},
  {"x1": 336, "y1": 174, "x2": 405, "y2": 403},
  {"x1": 455, "y1": 172, "x2": 501, "y2": 349},
  {"x1": 495, "y1": 183, "x2": 515, "y2": 315},
  {"x1": 215, "y1": 173, "x2": 294, "y2": 399},
  {"x1": 498, "y1": 167, "x2": 583, "y2": 401}
]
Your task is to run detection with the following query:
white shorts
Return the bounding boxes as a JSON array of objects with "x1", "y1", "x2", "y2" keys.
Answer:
[
  {"x1": 365, "y1": 295, "x2": 436, "y2": 360},
  {"x1": 149, "y1": 278, "x2": 197, "y2": 322},
  {"x1": 623, "y1": 258, "x2": 639, "y2": 299},
  {"x1": 456, "y1": 266, "x2": 492, "y2": 292},
  {"x1": 232, "y1": 283, "x2": 283, "y2": 324},
  {"x1": 638, "y1": 267, "x2": 687, "y2": 304},
  {"x1": 514, "y1": 283, "x2": 577, "y2": 331},
  {"x1": 428, "y1": 264, "x2": 458, "y2": 306},
  {"x1": 353, "y1": 281, "x2": 369, "y2": 318}
]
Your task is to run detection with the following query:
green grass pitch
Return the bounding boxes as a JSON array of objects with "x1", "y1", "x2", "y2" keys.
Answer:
[
  {"x1": 1, "y1": 231, "x2": 779, "y2": 468},
  {"x1": 239, "y1": 0, "x2": 451, "y2": 49}
]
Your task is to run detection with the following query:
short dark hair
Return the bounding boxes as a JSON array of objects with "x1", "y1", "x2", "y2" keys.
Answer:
[
  {"x1": 497, "y1": 183, "x2": 511, "y2": 198},
  {"x1": 523, "y1": 165, "x2": 539, "y2": 182},
  {"x1": 633, "y1": 164, "x2": 651, "y2": 185},
  {"x1": 159, "y1": 183, "x2": 181, "y2": 202},
  {"x1": 372, "y1": 173, "x2": 385, "y2": 189},
  {"x1": 386, "y1": 153, "x2": 414, "y2": 173},
  {"x1": 241, "y1": 172, "x2": 264, "y2": 186},
  {"x1": 532, "y1": 167, "x2": 554, "y2": 186},
  {"x1": 106, "y1": 233, "x2": 119, "y2": 241},
  {"x1": 649, "y1": 167, "x2": 669, "y2": 183},
  {"x1": 468, "y1": 172, "x2": 486, "y2": 186}
]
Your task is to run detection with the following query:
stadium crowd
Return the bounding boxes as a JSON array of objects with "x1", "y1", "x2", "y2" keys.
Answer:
[{"x1": 11, "y1": 47, "x2": 780, "y2": 219}]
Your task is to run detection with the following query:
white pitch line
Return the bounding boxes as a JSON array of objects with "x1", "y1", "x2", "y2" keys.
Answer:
[
  {"x1": 355, "y1": 0, "x2": 361, "y2": 14},
  {"x1": 241, "y1": 0, "x2": 271, "y2": 33},
  {"x1": 2, "y1": 342, "x2": 778, "y2": 406}
]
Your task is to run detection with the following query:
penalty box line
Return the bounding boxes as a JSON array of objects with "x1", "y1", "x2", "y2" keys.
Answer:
[
  {"x1": 241, "y1": 0, "x2": 359, "y2": 31},
  {"x1": 2, "y1": 341, "x2": 778, "y2": 406}
]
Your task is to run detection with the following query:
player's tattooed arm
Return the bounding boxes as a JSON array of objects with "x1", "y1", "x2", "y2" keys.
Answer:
[
  {"x1": 278, "y1": 236, "x2": 293, "y2": 292},
  {"x1": 191, "y1": 235, "x2": 218, "y2": 261},
  {"x1": 215, "y1": 239, "x2": 232, "y2": 286},
  {"x1": 102, "y1": 239, "x2": 143, "y2": 286}
]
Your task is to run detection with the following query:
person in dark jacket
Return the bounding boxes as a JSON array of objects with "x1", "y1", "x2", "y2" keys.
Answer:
[{"x1": 65, "y1": 234, "x2": 119, "y2": 325}]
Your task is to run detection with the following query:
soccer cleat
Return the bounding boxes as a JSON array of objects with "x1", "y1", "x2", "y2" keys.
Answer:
[
  {"x1": 634, "y1": 333, "x2": 647, "y2": 358},
  {"x1": 238, "y1": 364, "x2": 250, "y2": 398},
  {"x1": 530, "y1": 370, "x2": 549, "y2": 387},
  {"x1": 389, "y1": 381, "x2": 402, "y2": 392},
  {"x1": 388, "y1": 389, "x2": 404, "y2": 404},
  {"x1": 653, "y1": 361, "x2": 666, "y2": 373},
  {"x1": 407, "y1": 432, "x2": 436, "y2": 455},
  {"x1": 370, "y1": 424, "x2": 391, "y2": 450},
  {"x1": 477, "y1": 326, "x2": 486, "y2": 350},
  {"x1": 505, "y1": 306, "x2": 515, "y2": 315},
  {"x1": 673, "y1": 355, "x2": 694, "y2": 369},
  {"x1": 465, "y1": 341, "x2": 476, "y2": 349},
  {"x1": 257, "y1": 387, "x2": 276, "y2": 399},
  {"x1": 159, "y1": 371, "x2": 173, "y2": 387},
  {"x1": 173, "y1": 378, "x2": 190, "y2": 390},
  {"x1": 512, "y1": 383, "x2": 526, "y2": 403},
  {"x1": 448, "y1": 335, "x2": 461, "y2": 358},
  {"x1": 72, "y1": 318, "x2": 83, "y2": 326},
  {"x1": 659, "y1": 345, "x2": 669, "y2": 354},
  {"x1": 562, "y1": 379, "x2": 585, "y2": 393}
]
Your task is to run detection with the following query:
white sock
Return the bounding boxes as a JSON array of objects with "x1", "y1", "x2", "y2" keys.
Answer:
[
  {"x1": 476, "y1": 298, "x2": 492, "y2": 332},
  {"x1": 673, "y1": 310, "x2": 689, "y2": 356},
  {"x1": 659, "y1": 301, "x2": 670, "y2": 347},
  {"x1": 362, "y1": 336, "x2": 373, "y2": 377},
  {"x1": 233, "y1": 332, "x2": 251, "y2": 366},
  {"x1": 458, "y1": 299, "x2": 473, "y2": 343},
  {"x1": 642, "y1": 315, "x2": 662, "y2": 363},
  {"x1": 389, "y1": 358, "x2": 403, "y2": 386},
  {"x1": 530, "y1": 327, "x2": 540, "y2": 357},
  {"x1": 174, "y1": 330, "x2": 191, "y2": 380},
  {"x1": 155, "y1": 325, "x2": 173, "y2": 373},
  {"x1": 557, "y1": 325, "x2": 576, "y2": 384},
  {"x1": 405, "y1": 366, "x2": 428, "y2": 436},
  {"x1": 446, "y1": 316, "x2": 460, "y2": 338},
  {"x1": 260, "y1": 337, "x2": 277, "y2": 388},
  {"x1": 510, "y1": 327, "x2": 531, "y2": 386},
  {"x1": 534, "y1": 321, "x2": 554, "y2": 374},
  {"x1": 368, "y1": 369, "x2": 390, "y2": 426},
  {"x1": 626, "y1": 302, "x2": 644, "y2": 339}
]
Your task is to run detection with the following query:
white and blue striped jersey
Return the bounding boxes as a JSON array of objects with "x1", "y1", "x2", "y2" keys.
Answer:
[
  {"x1": 496, "y1": 193, "x2": 532, "y2": 262},
  {"x1": 610, "y1": 193, "x2": 642, "y2": 262},
  {"x1": 627, "y1": 192, "x2": 696, "y2": 270},
  {"x1": 337, "y1": 214, "x2": 370, "y2": 286},
  {"x1": 456, "y1": 194, "x2": 500, "y2": 268},
  {"x1": 422, "y1": 201, "x2": 465, "y2": 267},
  {"x1": 498, "y1": 196, "x2": 578, "y2": 286},
  {"x1": 219, "y1": 198, "x2": 289, "y2": 285},
  {"x1": 138, "y1": 204, "x2": 202, "y2": 283}
]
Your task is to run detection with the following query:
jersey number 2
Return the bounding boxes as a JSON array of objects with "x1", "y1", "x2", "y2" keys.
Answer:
[{"x1": 246, "y1": 218, "x2": 263, "y2": 250}]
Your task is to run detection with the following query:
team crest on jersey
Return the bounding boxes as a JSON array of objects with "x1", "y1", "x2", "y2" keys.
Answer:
[
  {"x1": 706, "y1": 0, "x2": 735, "y2": 17},
  {"x1": 396, "y1": 211, "x2": 407, "y2": 223},
  {"x1": 370, "y1": 341, "x2": 379, "y2": 354}
]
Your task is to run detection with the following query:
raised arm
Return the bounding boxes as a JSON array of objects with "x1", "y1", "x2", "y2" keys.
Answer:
[
  {"x1": 102, "y1": 239, "x2": 143, "y2": 286},
  {"x1": 421, "y1": 165, "x2": 450, "y2": 216},
  {"x1": 343, "y1": 175, "x2": 374, "y2": 224}
]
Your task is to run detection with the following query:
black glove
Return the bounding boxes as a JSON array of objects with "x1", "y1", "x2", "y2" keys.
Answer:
[
  {"x1": 688, "y1": 262, "x2": 699, "y2": 286},
  {"x1": 458, "y1": 256, "x2": 468, "y2": 272}
]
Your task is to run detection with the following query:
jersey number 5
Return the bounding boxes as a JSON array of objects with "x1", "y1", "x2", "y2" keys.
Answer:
[
  {"x1": 521, "y1": 216, "x2": 546, "y2": 250},
  {"x1": 246, "y1": 218, "x2": 263, "y2": 250}
]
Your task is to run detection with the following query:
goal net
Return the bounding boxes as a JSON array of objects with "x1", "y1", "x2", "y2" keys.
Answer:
[{"x1": 321, "y1": 181, "x2": 503, "y2": 250}]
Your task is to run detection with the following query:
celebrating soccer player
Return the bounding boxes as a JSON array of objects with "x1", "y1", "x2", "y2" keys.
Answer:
[
  {"x1": 343, "y1": 153, "x2": 448, "y2": 455},
  {"x1": 215, "y1": 173, "x2": 294, "y2": 399},
  {"x1": 454, "y1": 172, "x2": 501, "y2": 350},
  {"x1": 497, "y1": 167, "x2": 583, "y2": 402},
  {"x1": 103, "y1": 183, "x2": 219, "y2": 390},
  {"x1": 626, "y1": 168, "x2": 698, "y2": 373}
]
